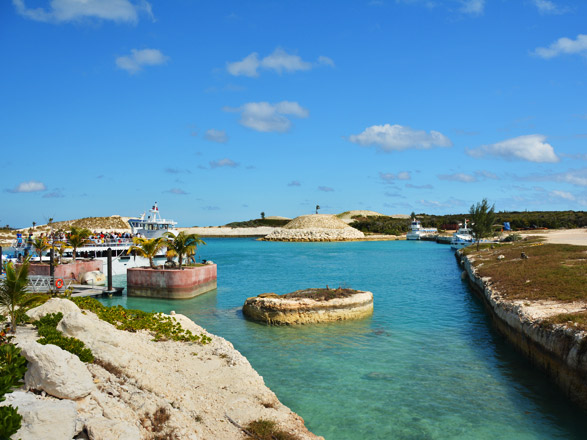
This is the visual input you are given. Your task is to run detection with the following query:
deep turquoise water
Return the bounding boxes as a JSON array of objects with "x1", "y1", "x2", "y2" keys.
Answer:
[{"x1": 102, "y1": 238, "x2": 586, "y2": 439}]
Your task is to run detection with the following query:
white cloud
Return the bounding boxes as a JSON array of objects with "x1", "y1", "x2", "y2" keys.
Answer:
[
  {"x1": 226, "y1": 101, "x2": 309, "y2": 133},
  {"x1": 8, "y1": 180, "x2": 46, "y2": 193},
  {"x1": 349, "y1": 124, "x2": 452, "y2": 152},
  {"x1": 534, "y1": 34, "x2": 587, "y2": 59},
  {"x1": 532, "y1": 0, "x2": 568, "y2": 15},
  {"x1": 531, "y1": 168, "x2": 587, "y2": 187},
  {"x1": 116, "y1": 48, "x2": 169, "y2": 74},
  {"x1": 226, "y1": 53, "x2": 260, "y2": 77},
  {"x1": 380, "y1": 171, "x2": 411, "y2": 182},
  {"x1": 12, "y1": 0, "x2": 152, "y2": 23},
  {"x1": 210, "y1": 158, "x2": 238, "y2": 168},
  {"x1": 226, "y1": 48, "x2": 333, "y2": 77},
  {"x1": 204, "y1": 129, "x2": 228, "y2": 143},
  {"x1": 550, "y1": 190, "x2": 575, "y2": 200},
  {"x1": 460, "y1": 0, "x2": 485, "y2": 15},
  {"x1": 466, "y1": 134, "x2": 559, "y2": 163},
  {"x1": 437, "y1": 173, "x2": 477, "y2": 183}
]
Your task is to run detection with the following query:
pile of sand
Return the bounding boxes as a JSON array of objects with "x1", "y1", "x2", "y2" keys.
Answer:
[{"x1": 264, "y1": 214, "x2": 365, "y2": 241}]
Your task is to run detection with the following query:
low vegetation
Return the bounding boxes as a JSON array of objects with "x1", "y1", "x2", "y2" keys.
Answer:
[
  {"x1": 0, "y1": 328, "x2": 27, "y2": 439},
  {"x1": 281, "y1": 287, "x2": 358, "y2": 301},
  {"x1": 463, "y1": 241, "x2": 586, "y2": 302},
  {"x1": 352, "y1": 210, "x2": 587, "y2": 235},
  {"x1": 244, "y1": 419, "x2": 299, "y2": 440},
  {"x1": 33, "y1": 312, "x2": 94, "y2": 362},
  {"x1": 71, "y1": 297, "x2": 212, "y2": 344},
  {"x1": 224, "y1": 218, "x2": 290, "y2": 228}
]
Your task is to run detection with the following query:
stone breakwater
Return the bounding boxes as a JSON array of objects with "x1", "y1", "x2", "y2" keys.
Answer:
[
  {"x1": 3, "y1": 299, "x2": 321, "y2": 440},
  {"x1": 263, "y1": 227, "x2": 365, "y2": 242},
  {"x1": 243, "y1": 291, "x2": 374, "y2": 325},
  {"x1": 458, "y1": 252, "x2": 587, "y2": 409}
]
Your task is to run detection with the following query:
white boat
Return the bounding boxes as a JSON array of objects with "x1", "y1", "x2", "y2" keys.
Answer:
[
  {"x1": 5, "y1": 203, "x2": 179, "y2": 276},
  {"x1": 450, "y1": 220, "x2": 475, "y2": 249},
  {"x1": 406, "y1": 219, "x2": 438, "y2": 240}
]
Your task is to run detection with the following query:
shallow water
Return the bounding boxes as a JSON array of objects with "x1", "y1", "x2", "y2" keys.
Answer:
[{"x1": 102, "y1": 238, "x2": 587, "y2": 439}]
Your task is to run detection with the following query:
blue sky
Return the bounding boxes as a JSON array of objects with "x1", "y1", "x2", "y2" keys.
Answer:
[{"x1": 1, "y1": 0, "x2": 586, "y2": 227}]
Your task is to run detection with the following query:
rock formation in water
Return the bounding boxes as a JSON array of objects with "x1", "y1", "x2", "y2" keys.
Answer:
[{"x1": 243, "y1": 288, "x2": 374, "y2": 325}]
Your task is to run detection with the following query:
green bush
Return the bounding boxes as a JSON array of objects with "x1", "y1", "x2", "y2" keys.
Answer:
[
  {"x1": 0, "y1": 342, "x2": 27, "y2": 439},
  {"x1": 33, "y1": 313, "x2": 94, "y2": 363},
  {"x1": 71, "y1": 297, "x2": 212, "y2": 344}
]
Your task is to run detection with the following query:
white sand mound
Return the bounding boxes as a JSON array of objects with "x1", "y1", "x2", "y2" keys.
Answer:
[
  {"x1": 265, "y1": 216, "x2": 291, "y2": 220},
  {"x1": 264, "y1": 214, "x2": 365, "y2": 241},
  {"x1": 337, "y1": 210, "x2": 385, "y2": 220}
]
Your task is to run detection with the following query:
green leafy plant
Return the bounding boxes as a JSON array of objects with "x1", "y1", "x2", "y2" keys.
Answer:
[
  {"x1": 67, "y1": 226, "x2": 92, "y2": 261},
  {"x1": 71, "y1": 297, "x2": 212, "y2": 344},
  {"x1": 164, "y1": 232, "x2": 206, "y2": 270},
  {"x1": 33, "y1": 313, "x2": 94, "y2": 363},
  {"x1": 32, "y1": 236, "x2": 50, "y2": 264},
  {"x1": 0, "y1": 340, "x2": 28, "y2": 439},
  {"x1": 469, "y1": 198, "x2": 497, "y2": 250},
  {"x1": 0, "y1": 260, "x2": 45, "y2": 333},
  {"x1": 244, "y1": 419, "x2": 299, "y2": 440},
  {"x1": 127, "y1": 237, "x2": 166, "y2": 269}
]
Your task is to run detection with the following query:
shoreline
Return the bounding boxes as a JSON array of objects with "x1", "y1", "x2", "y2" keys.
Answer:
[{"x1": 457, "y1": 248, "x2": 587, "y2": 409}]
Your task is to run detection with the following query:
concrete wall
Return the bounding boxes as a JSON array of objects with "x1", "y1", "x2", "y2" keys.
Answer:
[
  {"x1": 127, "y1": 264, "x2": 217, "y2": 299},
  {"x1": 458, "y1": 252, "x2": 587, "y2": 410},
  {"x1": 28, "y1": 260, "x2": 103, "y2": 281}
]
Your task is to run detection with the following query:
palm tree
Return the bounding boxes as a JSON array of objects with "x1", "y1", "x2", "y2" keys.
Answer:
[
  {"x1": 67, "y1": 226, "x2": 92, "y2": 261},
  {"x1": 32, "y1": 237, "x2": 49, "y2": 263},
  {"x1": 54, "y1": 240, "x2": 71, "y2": 264},
  {"x1": 0, "y1": 260, "x2": 44, "y2": 333},
  {"x1": 164, "y1": 232, "x2": 206, "y2": 270},
  {"x1": 127, "y1": 237, "x2": 166, "y2": 269}
]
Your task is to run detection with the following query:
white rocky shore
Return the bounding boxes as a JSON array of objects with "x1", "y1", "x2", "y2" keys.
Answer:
[
  {"x1": 263, "y1": 215, "x2": 365, "y2": 242},
  {"x1": 3, "y1": 299, "x2": 321, "y2": 440}
]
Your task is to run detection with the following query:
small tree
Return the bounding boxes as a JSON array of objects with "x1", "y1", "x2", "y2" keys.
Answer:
[
  {"x1": 0, "y1": 260, "x2": 44, "y2": 333},
  {"x1": 315, "y1": 205, "x2": 320, "y2": 214},
  {"x1": 127, "y1": 237, "x2": 166, "y2": 269},
  {"x1": 67, "y1": 226, "x2": 92, "y2": 261},
  {"x1": 260, "y1": 212, "x2": 265, "y2": 220},
  {"x1": 469, "y1": 198, "x2": 497, "y2": 250},
  {"x1": 164, "y1": 232, "x2": 206, "y2": 270},
  {"x1": 32, "y1": 237, "x2": 49, "y2": 263}
]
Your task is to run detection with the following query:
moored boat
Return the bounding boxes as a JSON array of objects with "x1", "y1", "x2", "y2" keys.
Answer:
[{"x1": 406, "y1": 219, "x2": 438, "y2": 240}]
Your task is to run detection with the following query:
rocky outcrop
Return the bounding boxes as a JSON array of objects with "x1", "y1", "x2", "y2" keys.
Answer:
[
  {"x1": 20, "y1": 341, "x2": 95, "y2": 400},
  {"x1": 458, "y1": 252, "x2": 587, "y2": 408},
  {"x1": 243, "y1": 289, "x2": 374, "y2": 325},
  {"x1": 9, "y1": 299, "x2": 321, "y2": 440},
  {"x1": 0, "y1": 391, "x2": 78, "y2": 440},
  {"x1": 264, "y1": 214, "x2": 365, "y2": 242}
]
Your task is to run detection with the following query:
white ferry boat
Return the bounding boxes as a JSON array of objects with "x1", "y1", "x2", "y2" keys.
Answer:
[
  {"x1": 5, "y1": 203, "x2": 178, "y2": 276},
  {"x1": 450, "y1": 219, "x2": 475, "y2": 249},
  {"x1": 406, "y1": 219, "x2": 438, "y2": 240}
]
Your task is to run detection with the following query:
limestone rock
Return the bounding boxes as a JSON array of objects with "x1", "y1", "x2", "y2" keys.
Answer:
[
  {"x1": 1, "y1": 391, "x2": 77, "y2": 440},
  {"x1": 19, "y1": 341, "x2": 95, "y2": 399},
  {"x1": 27, "y1": 298, "x2": 81, "y2": 321},
  {"x1": 85, "y1": 417, "x2": 140, "y2": 440}
]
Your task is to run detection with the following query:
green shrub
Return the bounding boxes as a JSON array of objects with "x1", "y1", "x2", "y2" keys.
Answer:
[
  {"x1": 33, "y1": 313, "x2": 94, "y2": 363},
  {"x1": 71, "y1": 297, "x2": 212, "y2": 344},
  {"x1": 0, "y1": 342, "x2": 27, "y2": 439}
]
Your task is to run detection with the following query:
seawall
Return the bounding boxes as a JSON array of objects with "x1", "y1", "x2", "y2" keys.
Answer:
[{"x1": 457, "y1": 252, "x2": 587, "y2": 409}]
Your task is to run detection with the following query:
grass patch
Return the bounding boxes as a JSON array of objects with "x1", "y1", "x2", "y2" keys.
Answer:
[
  {"x1": 244, "y1": 419, "x2": 299, "y2": 440},
  {"x1": 280, "y1": 287, "x2": 359, "y2": 301},
  {"x1": 543, "y1": 311, "x2": 587, "y2": 332},
  {"x1": 224, "y1": 218, "x2": 290, "y2": 228},
  {"x1": 33, "y1": 313, "x2": 94, "y2": 362},
  {"x1": 71, "y1": 297, "x2": 212, "y2": 344},
  {"x1": 463, "y1": 242, "x2": 587, "y2": 302}
]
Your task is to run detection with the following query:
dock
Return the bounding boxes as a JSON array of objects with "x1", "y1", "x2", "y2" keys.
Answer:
[{"x1": 70, "y1": 284, "x2": 124, "y2": 297}]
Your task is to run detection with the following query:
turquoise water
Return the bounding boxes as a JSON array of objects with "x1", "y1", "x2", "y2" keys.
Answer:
[{"x1": 102, "y1": 238, "x2": 586, "y2": 439}]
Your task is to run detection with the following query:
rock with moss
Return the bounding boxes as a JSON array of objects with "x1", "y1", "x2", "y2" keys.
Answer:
[{"x1": 243, "y1": 288, "x2": 374, "y2": 325}]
